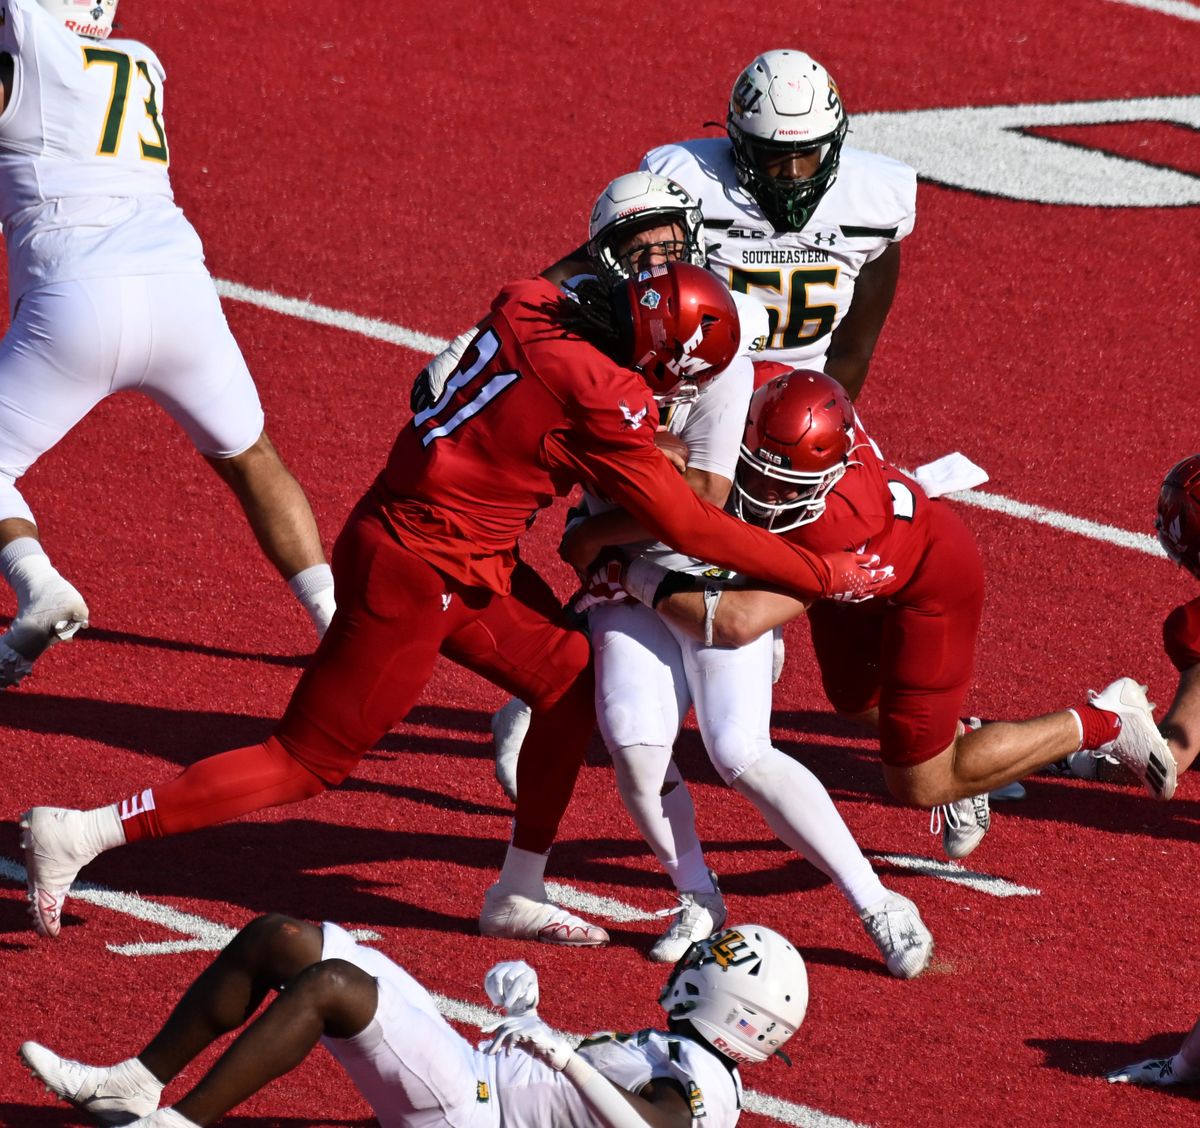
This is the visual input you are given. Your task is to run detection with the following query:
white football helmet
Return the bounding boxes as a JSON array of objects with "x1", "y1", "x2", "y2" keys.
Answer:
[
  {"x1": 37, "y1": 0, "x2": 118, "y2": 39},
  {"x1": 727, "y1": 49, "x2": 848, "y2": 231},
  {"x1": 588, "y1": 171, "x2": 705, "y2": 287},
  {"x1": 659, "y1": 924, "x2": 808, "y2": 1065}
]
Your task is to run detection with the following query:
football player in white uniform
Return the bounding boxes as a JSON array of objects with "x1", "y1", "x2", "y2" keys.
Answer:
[
  {"x1": 0, "y1": 0, "x2": 335, "y2": 686},
  {"x1": 641, "y1": 48, "x2": 914, "y2": 401},
  {"x1": 20, "y1": 915, "x2": 806, "y2": 1127}
]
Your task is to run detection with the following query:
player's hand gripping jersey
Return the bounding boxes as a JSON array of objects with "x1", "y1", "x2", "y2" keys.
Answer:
[
  {"x1": 382, "y1": 277, "x2": 844, "y2": 601},
  {"x1": 643, "y1": 140, "x2": 915, "y2": 371},
  {"x1": 0, "y1": 0, "x2": 205, "y2": 306}
]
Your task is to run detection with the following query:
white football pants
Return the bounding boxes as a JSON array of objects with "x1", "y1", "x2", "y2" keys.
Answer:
[
  {"x1": 592, "y1": 599, "x2": 885, "y2": 910},
  {"x1": 0, "y1": 272, "x2": 265, "y2": 523}
]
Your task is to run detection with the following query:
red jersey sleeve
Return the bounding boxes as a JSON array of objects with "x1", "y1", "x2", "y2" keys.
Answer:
[
  {"x1": 1163, "y1": 595, "x2": 1200, "y2": 671},
  {"x1": 540, "y1": 374, "x2": 837, "y2": 599}
]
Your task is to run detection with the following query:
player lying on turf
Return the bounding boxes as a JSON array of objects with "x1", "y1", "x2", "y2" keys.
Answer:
[
  {"x1": 21, "y1": 263, "x2": 891, "y2": 946},
  {"x1": 573, "y1": 372, "x2": 1178, "y2": 864},
  {"x1": 20, "y1": 916, "x2": 807, "y2": 1127}
]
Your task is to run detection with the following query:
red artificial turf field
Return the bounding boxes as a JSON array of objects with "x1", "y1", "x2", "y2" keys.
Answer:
[{"x1": 1, "y1": 2, "x2": 1199, "y2": 1126}]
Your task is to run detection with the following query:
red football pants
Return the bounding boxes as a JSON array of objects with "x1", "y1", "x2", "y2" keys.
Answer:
[
  {"x1": 123, "y1": 501, "x2": 593, "y2": 853},
  {"x1": 807, "y1": 500, "x2": 985, "y2": 766}
]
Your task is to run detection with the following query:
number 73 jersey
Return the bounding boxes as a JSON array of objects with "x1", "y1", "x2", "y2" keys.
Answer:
[
  {"x1": 0, "y1": 0, "x2": 205, "y2": 303},
  {"x1": 643, "y1": 138, "x2": 915, "y2": 370}
]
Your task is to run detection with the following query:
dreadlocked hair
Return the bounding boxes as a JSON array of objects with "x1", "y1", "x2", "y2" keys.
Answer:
[{"x1": 531, "y1": 277, "x2": 630, "y2": 365}]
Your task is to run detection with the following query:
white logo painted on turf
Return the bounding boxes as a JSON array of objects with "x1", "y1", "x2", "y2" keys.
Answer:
[{"x1": 852, "y1": 96, "x2": 1200, "y2": 206}]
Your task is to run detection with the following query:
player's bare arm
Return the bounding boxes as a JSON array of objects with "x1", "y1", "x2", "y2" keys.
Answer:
[
  {"x1": 823, "y1": 242, "x2": 901, "y2": 400},
  {"x1": 560, "y1": 465, "x2": 731, "y2": 575},
  {"x1": 1160, "y1": 662, "x2": 1200, "y2": 772},
  {"x1": 656, "y1": 583, "x2": 808, "y2": 647}
]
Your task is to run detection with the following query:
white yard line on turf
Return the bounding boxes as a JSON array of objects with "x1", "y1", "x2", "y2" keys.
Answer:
[
  {"x1": 0, "y1": 855, "x2": 865, "y2": 1128},
  {"x1": 214, "y1": 277, "x2": 1166, "y2": 561},
  {"x1": 1102, "y1": 0, "x2": 1200, "y2": 20},
  {"x1": 872, "y1": 852, "x2": 1041, "y2": 898}
]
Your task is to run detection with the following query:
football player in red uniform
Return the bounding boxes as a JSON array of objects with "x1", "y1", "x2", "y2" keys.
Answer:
[
  {"x1": 579, "y1": 372, "x2": 1178, "y2": 860},
  {"x1": 1102, "y1": 456, "x2": 1200, "y2": 1088},
  {"x1": 20, "y1": 266, "x2": 890, "y2": 944}
]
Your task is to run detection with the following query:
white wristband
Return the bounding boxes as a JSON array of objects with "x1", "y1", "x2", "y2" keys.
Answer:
[
  {"x1": 623, "y1": 557, "x2": 669, "y2": 607},
  {"x1": 702, "y1": 586, "x2": 723, "y2": 646}
]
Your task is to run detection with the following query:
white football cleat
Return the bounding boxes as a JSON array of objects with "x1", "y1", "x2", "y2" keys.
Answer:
[
  {"x1": 480, "y1": 884, "x2": 609, "y2": 947},
  {"x1": 1106, "y1": 1055, "x2": 1196, "y2": 1086},
  {"x1": 930, "y1": 793, "x2": 991, "y2": 860},
  {"x1": 1088, "y1": 677, "x2": 1177, "y2": 800},
  {"x1": 859, "y1": 892, "x2": 934, "y2": 979},
  {"x1": 0, "y1": 576, "x2": 88, "y2": 687},
  {"x1": 19, "y1": 1042, "x2": 161, "y2": 1124},
  {"x1": 648, "y1": 873, "x2": 727, "y2": 963},
  {"x1": 20, "y1": 807, "x2": 98, "y2": 938},
  {"x1": 491, "y1": 698, "x2": 531, "y2": 803}
]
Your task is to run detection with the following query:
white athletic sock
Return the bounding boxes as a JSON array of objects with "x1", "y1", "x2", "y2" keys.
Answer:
[
  {"x1": 287, "y1": 564, "x2": 336, "y2": 638},
  {"x1": 87, "y1": 805, "x2": 128, "y2": 853},
  {"x1": 612, "y1": 747, "x2": 712, "y2": 892},
  {"x1": 497, "y1": 845, "x2": 548, "y2": 900},
  {"x1": 0, "y1": 537, "x2": 59, "y2": 608},
  {"x1": 733, "y1": 750, "x2": 887, "y2": 913}
]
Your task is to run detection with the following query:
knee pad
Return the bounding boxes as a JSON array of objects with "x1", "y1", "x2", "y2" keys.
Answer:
[{"x1": 707, "y1": 727, "x2": 772, "y2": 787}]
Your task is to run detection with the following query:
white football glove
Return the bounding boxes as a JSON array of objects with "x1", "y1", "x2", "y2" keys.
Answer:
[
  {"x1": 410, "y1": 327, "x2": 476, "y2": 413},
  {"x1": 484, "y1": 960, "x2": 540, "y2": 1016},
  {"x1": 1106, "y1": 1056, "x2": 1193, "y2": 1086},
  {"x1": 483, "y1": 1012, "x2": 574, "y2": 1071}
]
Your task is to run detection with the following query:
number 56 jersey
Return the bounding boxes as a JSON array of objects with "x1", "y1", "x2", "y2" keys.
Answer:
[
  {"x1": 0, "y1": 0, "x2": 205, "y2": 305},
  {"x1": 643, "y1": 138, "x2": 915, "y2": 371}
]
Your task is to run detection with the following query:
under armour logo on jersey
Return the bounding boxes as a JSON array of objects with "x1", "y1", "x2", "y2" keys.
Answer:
[
  {"x1": 441, "y1": 593, "x2": 452, "y2": 611},
  {"x1": 619, "y1": 400, "x2": 649, "y2": 429},
  {"x1": 813, "y1": 231, "x2": 838, "y2": 246}
]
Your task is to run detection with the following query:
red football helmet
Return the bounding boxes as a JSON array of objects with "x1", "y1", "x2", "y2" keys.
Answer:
[
  {"x1": 1156, "y1": 454, "x2": 1200, "y2": 580},
  {"x1": 614, "y1": 262, "x2": 740, "y2": 403},
  {"x1": 735, "y1": 369, "x2": 854, "y2": 531}
]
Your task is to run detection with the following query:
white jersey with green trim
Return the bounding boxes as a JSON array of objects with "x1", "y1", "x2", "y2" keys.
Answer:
[
  {"x1": 0, "y1": 0, "x2": 205, "y2": 305},
  {"x1": 494, "y1": 1028, "x2": 742, "y2": 1128},
  {"x1": 642, "y1": 138, "x2": 915, "y2": 371}
]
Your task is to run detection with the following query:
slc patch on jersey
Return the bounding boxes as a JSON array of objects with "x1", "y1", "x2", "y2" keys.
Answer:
[
  {"x1": 688, "y1": 1080, "x2": 707, "y2": 1119},
  {"x1": 476, "y1": 1081, "x2": 490, "y2": 1103}
]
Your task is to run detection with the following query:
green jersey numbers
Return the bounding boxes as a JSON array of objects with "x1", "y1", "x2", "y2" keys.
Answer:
[
  {"x1": 82, "y1": 48, "x2": 169, "y2": 164},
  {"x1": 728, "y1": 264, "x2": 841, "y2": 352}
]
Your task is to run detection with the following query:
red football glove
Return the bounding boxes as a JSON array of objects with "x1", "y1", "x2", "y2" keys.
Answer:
[
  {"x1": 572, "y1": 555, "x2": 632, "y2": 615},
  {"x1": 824, "y1": 551, "x2": 895, "y2": 602}
]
